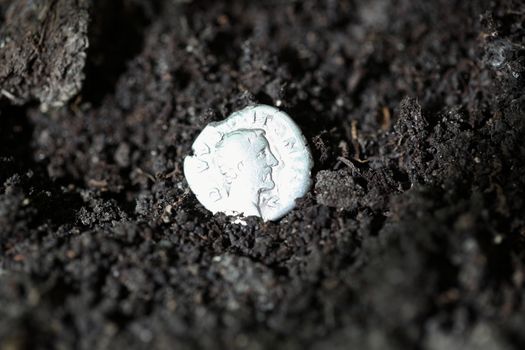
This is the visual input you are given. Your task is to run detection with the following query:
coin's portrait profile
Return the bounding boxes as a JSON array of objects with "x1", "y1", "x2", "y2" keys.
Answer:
[{"x1": 214, "y1": 129, "x2": 278, "y2": 217}]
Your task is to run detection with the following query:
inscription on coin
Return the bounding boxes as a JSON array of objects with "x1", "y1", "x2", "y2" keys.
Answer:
[{"x1": 184, "y1": 105, "x2": 313, "y2": 221}]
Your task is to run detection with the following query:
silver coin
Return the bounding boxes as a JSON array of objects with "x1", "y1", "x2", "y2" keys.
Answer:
[{"x1": 184, "y1": 105, "x2": 313, "y2": 221}]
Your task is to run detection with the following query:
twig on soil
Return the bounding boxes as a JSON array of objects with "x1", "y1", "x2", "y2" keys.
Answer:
[
  {"x1": 136, "y1": 168, "x2": 156, "y2": 183},
  {"x1": 1, "y1": 89, "x2": 18, "y2": 102},
  {"x1": 87, "y1": 179, "x2": 109, "y2": 190},
  {"x1": 381, "y1": 106, "x2": 391, "y2": 131},
  {"x1": 337, "y1": 156, "x2": 361, "y2": 175},
  {"x1": 350, "y1": 119, "x2": 368, "y2": 163}
]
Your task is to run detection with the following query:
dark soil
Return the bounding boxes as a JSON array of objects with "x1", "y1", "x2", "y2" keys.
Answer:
[{"x1": 1, "y1": 0, "x2": 524, "y2": 349}]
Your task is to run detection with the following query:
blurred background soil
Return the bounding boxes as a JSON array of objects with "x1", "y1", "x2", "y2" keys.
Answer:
[{"x1": 0, "y1": 0, "x2": 524, "y2": 349}]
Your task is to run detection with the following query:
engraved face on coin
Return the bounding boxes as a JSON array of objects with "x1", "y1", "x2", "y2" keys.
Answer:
[{"x1": 184, "y1": 105, "x2": 313, "y2": 221}]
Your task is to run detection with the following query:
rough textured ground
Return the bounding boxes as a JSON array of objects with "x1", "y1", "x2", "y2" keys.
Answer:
[{"x1": 1, "y1": 0, "x2": 524, "y2": 349}]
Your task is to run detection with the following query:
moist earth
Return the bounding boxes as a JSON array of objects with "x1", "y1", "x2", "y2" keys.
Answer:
[{"x1": 0, "y1": 0, "x2": 524, "y2": 349}]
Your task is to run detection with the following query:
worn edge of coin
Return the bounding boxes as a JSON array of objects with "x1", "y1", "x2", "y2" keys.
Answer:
[{"x1": 184, "y1": 104, "x2": 314, "y2": 222}]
